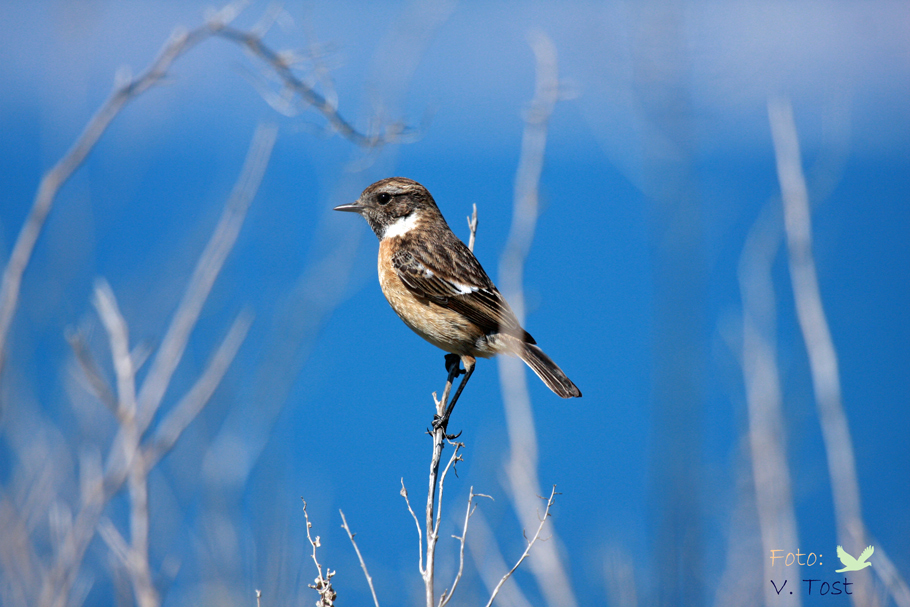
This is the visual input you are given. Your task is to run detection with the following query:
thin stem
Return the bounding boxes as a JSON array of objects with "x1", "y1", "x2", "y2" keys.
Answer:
[
  {"x1": 484, "y1": 486, "x2": 558, "y2": 607},
  {"x1": 435, "y1": 441, "x2": 464, "y2": 539},
  {"x1": 340, "y1": 510, "x2": 380, "y2": 607},
  {"x1": 400, "y1": 479, "x2": 425, "y2": 575},
  {"x1": 302, "y1": 499, "x2": 336, "y2": 606}
]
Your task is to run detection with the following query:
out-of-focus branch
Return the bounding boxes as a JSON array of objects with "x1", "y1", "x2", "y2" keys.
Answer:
[
  {"x1": 216, "y1": 26, "x2": 407, "y2": 147},
  {"x1": 135, "y1": 124, "x2": 276, "y2": 434},
  {"x1": 35, "y1": 123, "x2": 269, "y2": 607},
  {"x1": 0, "y1": 0, "x2": 404, "y2": 382},
  {"x1": 340, "y1": 510, "x2": 380, "y2": 607},
  {"x1": 496, "y1": 30, "x2": 576, "y2": 607},
  {"x1": 93, "y1": 281, "x2": 139, "y2": 424},
  {"x1": 770, "y1": 98, "x2": 908, "y2": 607},
  {"x1": 771, "y1": 97, "x2": 859, "y2": 535},
  {"x1": 92, "y1": 281, "x2": 157, "y2": 607},
  {"x1": 146, "y1": 309, "x2": 253, "y2": 466},
  {"x1": 0, "y1": 4, "x2": 222, "y2": 379},
  {"x1": 67, "y1": 330, "x2": 118, "y2": 415},
  {"x1": 737, "y1": 203, "x2": 801, "y2": 607}
]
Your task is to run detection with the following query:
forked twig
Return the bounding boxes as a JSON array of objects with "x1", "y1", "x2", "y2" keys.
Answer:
[
  {"x1": 484, "y1": 486, "x2": 558, "y2": 607},
  {"x1": 467, "y1": 204, "x2": 479, "y2": 253}
]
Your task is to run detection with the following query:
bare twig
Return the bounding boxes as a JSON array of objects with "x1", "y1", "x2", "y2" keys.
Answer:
[
  {"x1": 484, "y1": 486, "x2": 558, "y2": 607},
  {"x1": 467, "y1": 204, "x2": 478, "y2": 253},
  {"x1": 400, "y1": 480, "x2": 425, "y2": 575},
  {"x1": 435, "y1": 441, "x2": 464, "y2": 542},
  {"x1": 467, "y1": 511, "x2": 535, "y2": 607},
  {"x1": 302, "y1": 500, "x2": 336, "y2": 607},
  {"x1": 339, "y1": 510, "x2": 380, "y2": 607}
]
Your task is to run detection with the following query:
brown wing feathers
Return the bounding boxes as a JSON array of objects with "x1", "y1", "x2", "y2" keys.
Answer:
[{"x1": 391, "y1": 239, "x2": 535, "y2": 343}]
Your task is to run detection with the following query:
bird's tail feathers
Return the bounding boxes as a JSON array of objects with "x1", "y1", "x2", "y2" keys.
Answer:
[{"x1": 514, "y1": 341, "x2": 581, "y2": 398}]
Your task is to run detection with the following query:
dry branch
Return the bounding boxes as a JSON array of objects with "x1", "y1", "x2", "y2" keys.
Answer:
[
  {"x1": 340, "y1": 510, "x2": 380, "y2": 607},
  {"x1": 484, "y1": 486, "x2": 558, "y2": 607},
  {"x1": 302, "y1": 500, "x2": 336, "y2": 607}
]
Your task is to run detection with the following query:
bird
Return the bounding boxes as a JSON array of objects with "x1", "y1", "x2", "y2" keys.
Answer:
[
  {"x1": 334, "y1": 177, "x2": 580, "y2": 425},
  {"x1": 835, "y1": 545, "x2": 873, "y2": 572}
]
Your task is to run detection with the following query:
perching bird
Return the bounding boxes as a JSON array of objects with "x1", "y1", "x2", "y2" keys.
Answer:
[
  {"x1": 334, "y1": 177, "x2": 580, "y2": 423},
  {"x1": 835, "y1": 545, "x2": 873, "y2": 572}
]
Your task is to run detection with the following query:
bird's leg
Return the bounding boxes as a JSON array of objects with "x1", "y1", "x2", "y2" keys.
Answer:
[
  {"x1": 433, "y1": 356, "x2": 475, "y2": 438},
  {"x1": 444, "y1": 353, "x2": 463, "y2": 378}
]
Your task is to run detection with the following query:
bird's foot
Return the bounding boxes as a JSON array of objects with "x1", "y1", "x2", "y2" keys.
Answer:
[{"x1": 430, "y1": 414, "x2": 462, "y2": 440}]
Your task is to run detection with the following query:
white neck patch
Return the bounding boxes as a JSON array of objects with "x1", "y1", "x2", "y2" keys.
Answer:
[{"x1": 383, "y1": 213, "x2": 419, "y2": 239}]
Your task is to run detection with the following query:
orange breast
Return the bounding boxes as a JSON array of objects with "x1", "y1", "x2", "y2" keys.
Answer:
[{"x1": 377, "y1": 239, "x2": 488, "y2": 357}]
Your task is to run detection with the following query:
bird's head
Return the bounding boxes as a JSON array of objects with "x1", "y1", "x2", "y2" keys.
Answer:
[{"x1": 334, "y1": 177, "x2": 444, "y2": 240}]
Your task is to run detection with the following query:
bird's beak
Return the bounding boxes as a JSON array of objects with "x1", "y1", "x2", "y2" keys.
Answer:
[{"x1": 333, "y1": 200, "x2": 363, "y2": 213}]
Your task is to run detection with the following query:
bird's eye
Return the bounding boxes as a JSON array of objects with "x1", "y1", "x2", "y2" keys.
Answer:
[{"x1": 377, "y1": 192, "x2": 391, "y2": 205}]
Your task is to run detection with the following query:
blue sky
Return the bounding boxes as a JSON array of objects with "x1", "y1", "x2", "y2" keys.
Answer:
[{"x1": 1, "y1": 1, "x2": 908, "y2": 606}]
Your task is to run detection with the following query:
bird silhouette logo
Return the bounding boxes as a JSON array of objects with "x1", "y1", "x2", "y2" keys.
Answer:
[{"x1": 835, "y1": 545, "x2": 874, "y2": 572}]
